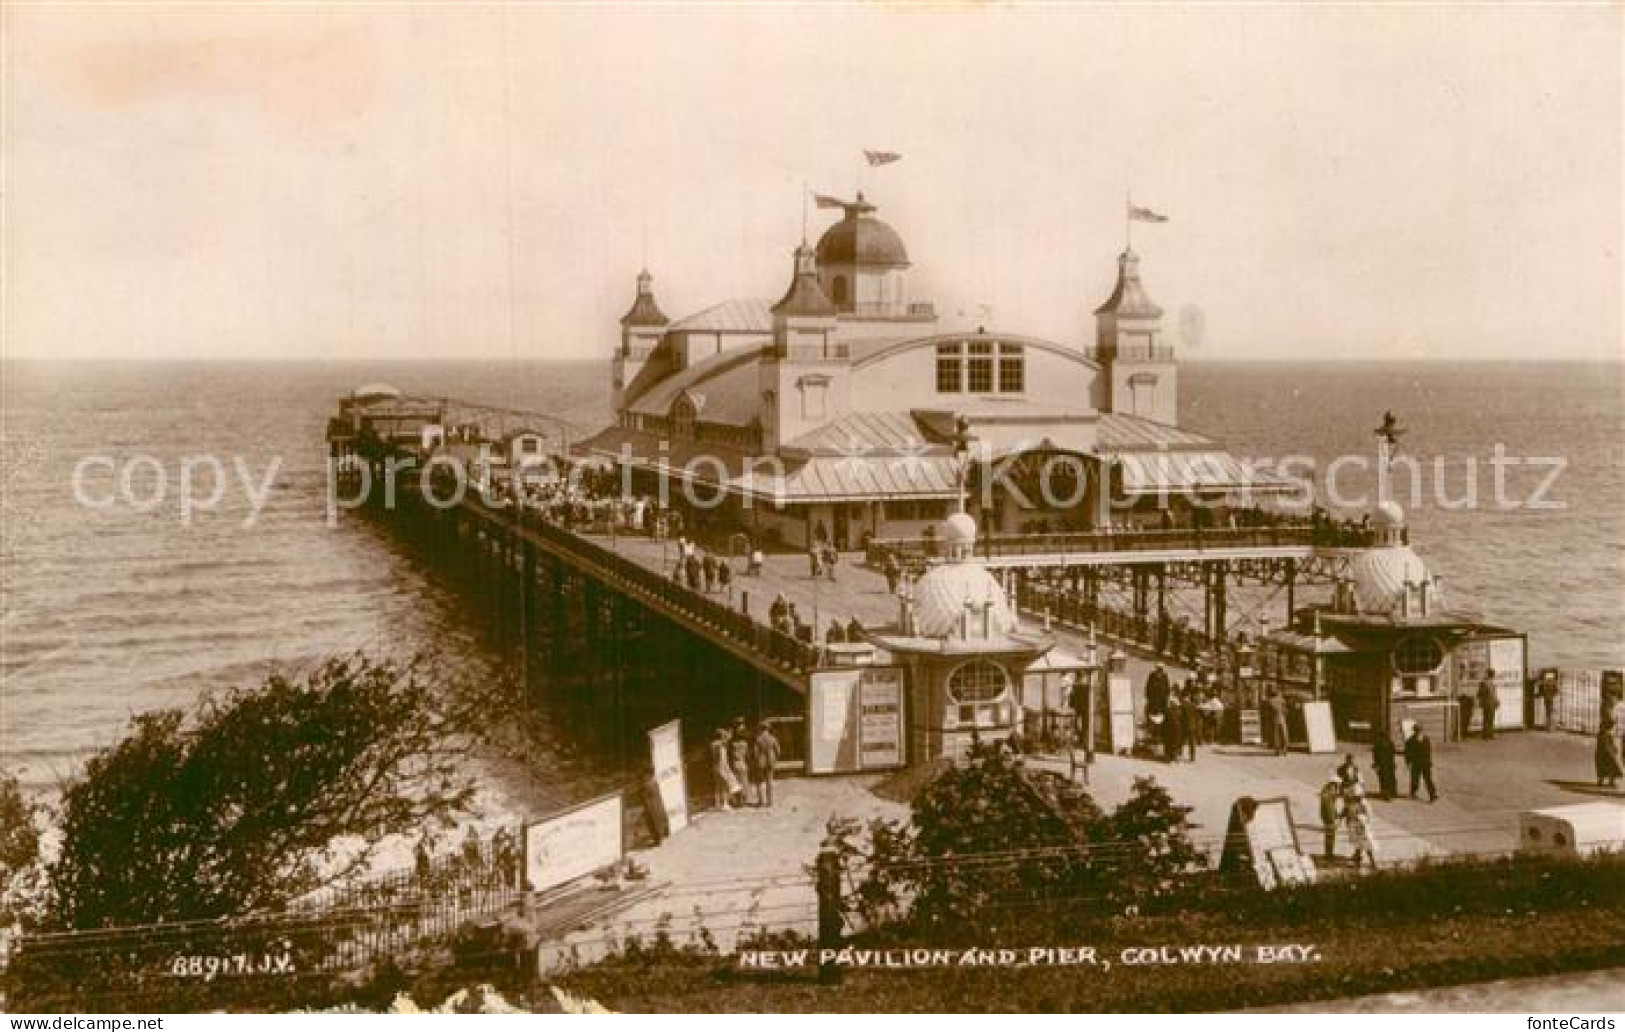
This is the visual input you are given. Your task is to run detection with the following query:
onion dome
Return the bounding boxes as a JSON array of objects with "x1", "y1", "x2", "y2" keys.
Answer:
[
  {"x1": 1093, "y1": 249, "x2": 1163, "y2": 318},
  {"x1": 815, "y1": 193, "x2": 910, "y2": 268},
  {"x1": 1347, "y1": 545, "x2": 1442, "y2": 616},
  {"x1": 772, "y1": 244, "x2": 836, "y2": 317},
  {"x1": 620, "y1": 269, "x2": 669, "y2": 327},
  {"x1": 912, "y1": 562, "x2": 1019, "y2": 638}
]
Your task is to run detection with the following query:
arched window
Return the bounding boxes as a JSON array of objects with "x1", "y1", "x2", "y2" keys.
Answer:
[
  {"x1": 832, "y1": 275, "x2": 848, "y2": 305},
  {"x1": 1392, "y1": 635, "x2": 1444, "y2": 675},
  {"x1": 946, "y1": 659, "x2": 1011, "y2": 729},
  {"x1": 671, "y1": 396, "x2": 697, "y2": 439}
]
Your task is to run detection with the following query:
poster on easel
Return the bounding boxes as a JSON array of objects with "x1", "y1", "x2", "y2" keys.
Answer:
[{"x1": 1219, "y1": 796, "x2": 1307, "y2": 890}]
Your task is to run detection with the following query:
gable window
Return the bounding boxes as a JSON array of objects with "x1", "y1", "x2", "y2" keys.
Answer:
[
  {"x1": 672, "y1": 397, "x2": 697, "y2": 439},
  {"x1": 998, "y1": 343, "x2": 1024, "y2": 393},
  {"x1": 935, "y1": 343, "x2": 962, "y2": 392}
]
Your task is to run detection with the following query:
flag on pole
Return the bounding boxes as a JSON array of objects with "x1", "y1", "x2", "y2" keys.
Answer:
[
  {"x1": 863, "y1": 150, "x2": 902, "y2": 167},
  {"x1": 813, "y1": 193, "x2": 848, "y2": 210},
  {"x1": 1128, "y1": 203, "x2": 1169, "y2": 223}
]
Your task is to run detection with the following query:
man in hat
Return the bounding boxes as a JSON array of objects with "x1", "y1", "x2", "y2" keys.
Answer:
[{"x1": 1318, "y1": 773, "x2": 1343, "y2": 862}]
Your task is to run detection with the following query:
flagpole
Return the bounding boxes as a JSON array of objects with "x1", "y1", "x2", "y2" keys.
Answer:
[{"x1": 1125, "y1": 190, "x2": 1132, "y2": 251}]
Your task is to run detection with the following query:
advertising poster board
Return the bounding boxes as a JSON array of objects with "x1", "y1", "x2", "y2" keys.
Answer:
[
  {"x1": 858, "y1": 667, "x2": 905, "y2": 770},
  {"x1": 1106, "y1": 673, "x2": 1135, "y2": 752},
  {"x1": 1302, "y1": 700, "x2": 1337, "y2": 754},
  {"x1": 808, "y1": 669, "x2": 859, "y2": 774},
  {"x1": 523, "y1": 792, "x2": 624, "y2": 894},
  {"x1": 810, "y1": 667, "x2": 905, "y2": 773},
  {"x1": 647, "y1": 719, "x2": 688, "y2": 838},
  {"x1": 1239, "y1": 709, "x2": 1263, "y2": 746}
]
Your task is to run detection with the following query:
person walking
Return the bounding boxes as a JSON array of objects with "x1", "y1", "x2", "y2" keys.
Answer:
[
  {"x1": 1595, "y1": 714, "x2": 1623, "y2": 789},
  {"x1": 1318, "y1": 774, "x2": 1342, "y2": 863},
  {"x1": 752, "y1": 722, "x2": 782, "y2": 807},
  {"x1": 1477, "y1": 672, "x2": 1499, "y2": 740},
  {"x1": 1372, "y1": 730, "x2": 1399, "y2": 801},
  {"x1": 1404, "y1": 726, "x2": 1438, "y2": 802}
]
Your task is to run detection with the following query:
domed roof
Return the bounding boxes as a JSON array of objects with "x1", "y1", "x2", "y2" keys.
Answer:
[
  {"x1": 1372, "y1": 500, "x2": 1406, "y2": 529},
  {"x1": 351, "y1": 383, "x2": 401, "y2": 403},
  {"x1": 941, "y1": 512, "x2": 978, "y2": 547},
  {"x1": 912, "y1": 562, "x2": 1019, "y2": 638},
  {"x1": 815, "y1": 196, "x2": 910, "y2": 268},
  {"x1": 1348, "y1": 545, "x2": 1442, "y2": 616}
]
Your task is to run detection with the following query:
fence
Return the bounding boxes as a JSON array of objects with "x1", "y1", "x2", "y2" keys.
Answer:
[
  {"x1": 867, "y1": 523, "x2": 1377, "y2": 566},
  {"x1": 11, "y1": 834, "x2": 526, "y2": 1003}
]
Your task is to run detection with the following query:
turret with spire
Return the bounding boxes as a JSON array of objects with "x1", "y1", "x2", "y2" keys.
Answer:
[
  {"x1": 1093, "y1": 249, "x2": 1178, "y2": 426},
  {"x1": 613, "y1": 269, "x2": 669, "y2": 410}
]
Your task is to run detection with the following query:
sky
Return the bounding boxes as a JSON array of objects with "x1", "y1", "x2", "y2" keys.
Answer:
[{"x1": 3, "y1": 3, "x2": 1621, "y2": 363}]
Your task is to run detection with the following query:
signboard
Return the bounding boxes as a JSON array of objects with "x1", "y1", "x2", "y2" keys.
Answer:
[
  {"x1": 647, "y1": 720, "x2": 688, "y2": 839},
  {"x1": 1106, "y1": 673, "x2": 1135, "y2": 752},
  {"x1": 1239, "y1": 709, "x2": 1263, "y2": 746},
  {"x1": 808, "y1": 669, "x2": 859, "y2": 774},
  {"x1": 809, "y1": 667, "x2": 904, "y2": 773},
  {"x1": 858, "y1": 667, "x2": 905, "y2": 770},
  {"x1": 1302, "y1": 700, "x2": 1336, "y2": 754},
  {"x1": 523, "y1": 792, "x2": 624, "y2": 894},
  {"x1": 1456, "y1": 636, "x2": 1528, "y2": 730},
  {"x1": 1219, "y1": 796, "x2": 1305, "y2": 890}
]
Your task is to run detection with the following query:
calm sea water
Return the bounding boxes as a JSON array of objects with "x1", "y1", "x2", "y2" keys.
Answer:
[{"x1": 2, "y1": 360, "x2": 1621, "y2": 795}]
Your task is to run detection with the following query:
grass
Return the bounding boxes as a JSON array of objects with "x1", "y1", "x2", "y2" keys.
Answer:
[{"x1": 560, "y1": 854, "x2": 1625, "y2": 1013}]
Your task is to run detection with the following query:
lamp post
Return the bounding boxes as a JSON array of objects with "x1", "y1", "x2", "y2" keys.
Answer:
[{"x1": 1081, "y1": 627, "x2": 1102, "y2": 778}]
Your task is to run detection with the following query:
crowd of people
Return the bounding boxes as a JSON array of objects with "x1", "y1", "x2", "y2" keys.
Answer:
[
  {"x1": 1142, "y1": 662, "x2": 1231, "y2": 762},
  {"x1": 709, "y1": 718, "x2": 783, "y2": 810}
]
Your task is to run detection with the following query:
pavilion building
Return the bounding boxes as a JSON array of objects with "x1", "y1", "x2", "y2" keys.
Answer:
[{"x1": 588, "y1": 192, "x2": 1285, "y2": 550}]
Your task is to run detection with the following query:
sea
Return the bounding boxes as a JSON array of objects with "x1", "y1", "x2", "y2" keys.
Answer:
[{"x1": 3, "y1": 360, "x2": 1622, "y2": 810}]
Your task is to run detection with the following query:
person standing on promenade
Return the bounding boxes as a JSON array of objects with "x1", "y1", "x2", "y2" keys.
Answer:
[
  {"x1": 752, "y1": 723, "x2": 781, "y2": 807},
  {"x1": 1404, "y1": 725, "x2": 1438, "y2": 802},
  {"x1": 1595, "y1": 714, "x2": 1623, "y2": 789},
  {"x1": 1181, "y1": 690, "x2": 1201, "y2": 760},
  {"x1": 711, "y1": 728, "x2": 739, "y2": 810},
  {"x1": 701, "y1": 552, "x2": 717, "y2": 594},
  {"x1": 1145, "y1": 663, "x2": 1171, "y2": 719},
  {"x1": 1537, "y1": 672, "x2": 1560, "y2": 731},
  {"x1": 1344, "y1": 793, "x2": 1380, "y2": 870},
  {"x1": 730, "y1": 720, "x2": 754, "y2": 807},
  {"x1": 1372, "y1": 730, "x2": 1399, "y2": 800},
  {"x1": 1478, "y1": 671, "x2": 1499, "y2": 739},
  {"x1": 716, "y1": 556, "x2": 733, "y2": 601},
  {"x1": 883, "y1": 552, "x2": 902, "y2": 595},
  {"x1": 1318, "y1": 774, "x2": 1342, "y2": 862},
  {"x1": 808, "y1": 545, "x2": 823, "y2": 579},
  {"x1": 1162, "y1": 699, "x2": 1184, "y2": 763}
]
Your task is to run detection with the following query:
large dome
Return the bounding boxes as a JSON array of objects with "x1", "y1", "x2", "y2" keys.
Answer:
[
  {"x1": 1348, "y1": 545, "x2": 1442, "y2": 616},
  {"x1": 912, "y1": 562, "x2": 1018, "y2": 638},
  {"x1": 816, "y1": 213, "x2": 910, "y2": 268}
]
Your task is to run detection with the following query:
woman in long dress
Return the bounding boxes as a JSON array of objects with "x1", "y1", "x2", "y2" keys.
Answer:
[
  {"x1": 1595, "y1": 715, "x2": 1623, "y2": 789},
  {"x1": 711, "y1": 729, "x2": 741, "y2": 810},
  {"x1": 1343, "y1": 793, "x2": 1381, "y2": 870}
]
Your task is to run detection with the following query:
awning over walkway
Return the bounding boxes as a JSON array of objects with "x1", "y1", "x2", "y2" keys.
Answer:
[{"x1": 1112, "y1": 449, "x2": 1296, "y2": 496}]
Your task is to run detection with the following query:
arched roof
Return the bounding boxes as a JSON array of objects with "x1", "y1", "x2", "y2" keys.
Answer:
[{"x1": 816, "y1": 212, "x2": 910, "y2": 268}]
